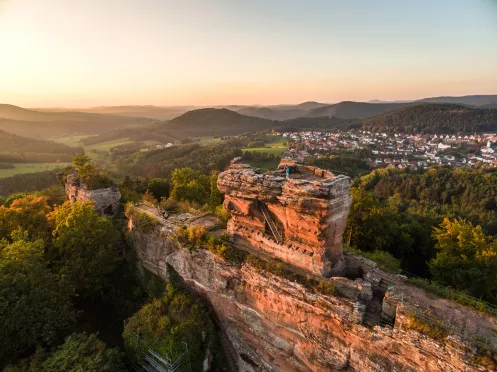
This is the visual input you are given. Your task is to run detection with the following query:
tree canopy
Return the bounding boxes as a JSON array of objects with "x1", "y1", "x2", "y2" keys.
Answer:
[
  {"x1": 430, "y1": 218, "x2": 497, "y2": 301},
  {"x1": 49, "y1": 201, "x2": 119, "y2": 297},
  {"x1": 0, "y1": 238, "x2": 75, "y2": 365}
]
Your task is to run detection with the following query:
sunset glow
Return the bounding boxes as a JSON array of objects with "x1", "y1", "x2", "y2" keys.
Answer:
[{"x1": 1, "y1": 0, "x2": 496, "y2": 107}]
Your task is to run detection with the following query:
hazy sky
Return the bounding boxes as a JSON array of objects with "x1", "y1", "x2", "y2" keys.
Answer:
[{"x1": 1, "y1": 0, "x2": 497, "y2": 107}]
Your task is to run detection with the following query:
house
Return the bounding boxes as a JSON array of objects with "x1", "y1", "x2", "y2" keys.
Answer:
[{"x1": 438, "y1": 143, "x2": 451, "y2": 150}]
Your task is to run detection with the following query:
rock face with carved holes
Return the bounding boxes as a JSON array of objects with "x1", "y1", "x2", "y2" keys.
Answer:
[{"x1": 217, "y1": 159, "x2": 353, "y2": 277}]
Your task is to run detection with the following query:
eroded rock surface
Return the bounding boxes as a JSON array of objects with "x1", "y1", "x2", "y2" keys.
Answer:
[
  {"x1": 128, "y1": 205, "x2": 496, "y2": 372},
  {"x1": 217, "y1": 159, "x2": 353, "y2": 277},
  {"x1": 65, "y1": 173, "x2": 121, "y2": 216}
]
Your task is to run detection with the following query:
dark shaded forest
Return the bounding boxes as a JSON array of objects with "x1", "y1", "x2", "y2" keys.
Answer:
[{"x1": 362, "y1": 104, "x2": 497, "y2": 133}]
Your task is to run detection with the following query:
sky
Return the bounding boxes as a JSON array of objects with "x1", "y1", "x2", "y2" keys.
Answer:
[{"x1": 1, "y1": 0, "x2": 497, "y2": 107}]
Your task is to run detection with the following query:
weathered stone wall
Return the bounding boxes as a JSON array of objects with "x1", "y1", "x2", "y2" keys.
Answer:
[
  {"x1": 217, "y1": 160, "x2": 352, "y2": 277},
  {"x1": 128, "y1": 207, "x2": 496, "y2": 372},
  {"x1": 65, "y1": 173, "x2": 121, "y2": 216}
]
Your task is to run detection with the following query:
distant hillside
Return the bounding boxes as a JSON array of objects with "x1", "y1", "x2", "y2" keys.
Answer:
[
  {"x1": 276, "y1": 116, "x2": 358, "y2": 131},
  {"x1": 0, "y1": 129, "x2": 79, "y2": 163},
  {"x1": 39, "y1": 105, "x2": 197, "y2": 121},
  {"x1": 293, "y1": 101, "x2": 330, "y2": 110},
  {"x1": 416, "y1": 95, "x2": 497, "y2": 107},
  {"x1": 235, "y1": 107, "x2": 287, "y2": 120},
  {"x1": 0, "y1": 129, "x2": 78, "y2": 154},
  {"x1": 235, "y1": 105, "x2": 320, "y2": 120},
  {"x1": 305, "y1": 101, "x2": 412, "y2": 119},
  {"x1": 0, "y1": 105, "x2": 158, "y2": 139},
  {"x1": 0, "y1": 104, "x2": 63, "y2": 121},
  {"x1": 162, "y1": 108, "x2": 276, "y2": 135},
  {"x1": 35, "y1": 102, "x2": 330, "y2": 121},
  {"x1": 362, "y1": 104, "x2": 497, "y2": 133},
  {"x1": 79, "y1": 124, "x2": 182, "y2": 146},
  {"x1": 231, "y1": 102, "x2": 328, "y2": 120}
]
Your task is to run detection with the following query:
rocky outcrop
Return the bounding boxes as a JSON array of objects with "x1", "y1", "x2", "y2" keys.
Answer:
[
  {"x1": 217, "y1": 159, "x2": 352, "y2": 277},
  {"x1": 128, "y1": 205, "x2": 497, "y2": 372},
  {"x1": 65, "y1": 173, "x2": 121, "y2": 216}
]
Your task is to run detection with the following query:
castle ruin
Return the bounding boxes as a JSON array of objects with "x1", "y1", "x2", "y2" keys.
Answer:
[{"x1": 217, "y1": 158, "x2": 353, "y2": 277}]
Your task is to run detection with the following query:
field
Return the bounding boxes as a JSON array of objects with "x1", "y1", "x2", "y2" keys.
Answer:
[
  {"x1": 0, "y1": 162, "x2": 70, "y2": 179},
  {"x1": 242, "y1": 135, "x2": 287, "y2": 157},
  {"x1": 244, "y1": 158, "x2": 281, "y2": 172},
  {"x1": 242, "y1": 147, "x2": 286, "y2": 156},
  {"x1": 85, "y1": 138, "x2": 133, "y2": 152},
  {"x1": 51, "y1": 135, "x2": 92, "y2": 147},
  {"x1": 242, "y1": 135, "x2": 287, "y2": 171}
]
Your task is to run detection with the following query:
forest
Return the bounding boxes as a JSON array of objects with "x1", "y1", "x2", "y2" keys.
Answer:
[
  {"x1": 345, "y1": 166, "x2": 497, "y2": 304},
  {"x1": 362, "y1": 104, "x2": 497, "y2": 134},
  {"x1": 0, "y1": 156, "x2": 229, "y2": 371}
]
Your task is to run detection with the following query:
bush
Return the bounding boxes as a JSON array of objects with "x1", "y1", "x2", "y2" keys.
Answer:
[
  {"x1": 128, "y1": 209, "x2": 160, "y2": 233},
  {"x1": 405, "y1": 314, "x2": 449, "y2": 340},
  {"x1": 345, "y1": 246, "x2": 401, "y2": 274},
  {"x1": 160, "y1": 198, "x2": 205, "y2": 214},
  {"x1": 408, "y1": 278, "x2": 497, "y2": 317},
  {"x1": 215, "y1": 204, "x2": 230, "y2": 223},
  {"x1": 245, "y1": 255, "x2": 336, "y2": 296}
]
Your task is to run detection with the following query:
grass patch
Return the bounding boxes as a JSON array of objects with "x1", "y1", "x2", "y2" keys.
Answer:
[
  {"x1": 175, "y1": 225, "x2": 247, "y2": 264},
  {"x1": 245, "y1": 255, "x2": 336, "y2": 297},
  {"x1": 86, "y1": 138, "x2": 133, "y2": 152},
  {"x1": 469, "y1": 344, "x2": 497, "y2": 370},
  {"x1": 244, "y1": 158, "x2": 280, "y2": 172},
  {"x1": 51, "y1": 135, "x2": 92, "y2": 147},
  {"x1": 242, "y1": 135, "x2": 287, "y2": 158},
  {"x1": 242, "y1": 147, "x2": 286, "y2": 156},
  {"x1": 0, "y1": 162, "x2": 70, "y2": 179},
  {"x1": 405, "y1": 313, "x2": 449, "y2": 340},
  {"x1": 125, "y1": 203, "x2": 160, "y2": 233},
  {"x1": 345, "y1": 246, "x2": 401, "y2": 274},
  {"x1": 408, "y1": 277, "x2": 497, "y2": 317}
]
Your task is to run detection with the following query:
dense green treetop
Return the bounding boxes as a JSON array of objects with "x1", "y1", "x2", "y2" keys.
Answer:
[
  {"x1": 0, "y1": 238, "x2": 76, "y2": 365},
  {"x1": 49, "y1": 201, "x2": 119, "y2": 297}
]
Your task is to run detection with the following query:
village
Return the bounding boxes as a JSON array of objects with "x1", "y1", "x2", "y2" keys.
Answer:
[{"x1": 279, "y1": 130, "x2": 497, "y2": 169}]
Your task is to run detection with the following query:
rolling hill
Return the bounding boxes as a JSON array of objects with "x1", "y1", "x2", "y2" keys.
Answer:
[
  {"x1": 416, "y1": 95, "x2": 497, "y2": 107},
  {"x1": 0, "y1": 128, "x2": 80, "y2": 164},
  {"x1": 235, "y1": 101, "x2": 330, "y2": 120},
  {"x1": 305, "y1": 101, "x2": 412, "y2": 119},
  {"x1": 161, "y1": 108, "x2": 276, "y2": 135},
  {"x1": 40, "y1": 105, "x2": 197, "y2": 121},
  {"x1": 361, "y1": 104, "x2": 497, "y2": 133},
  {"x1": 0, "y1": 104, "x2": 158, "y2": 139},
  {"x1": 0, "y1": 129, "x2": 79, "y2": 154},
  {"x1": 34, "y1": 102, "x2": 330, "y2": 121}
]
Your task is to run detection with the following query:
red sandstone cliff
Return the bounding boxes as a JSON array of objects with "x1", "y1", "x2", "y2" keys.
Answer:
[
  {"x1": 127, "y1": 205, "x2": 497, "y2": 372},
  {"x1": 217, "y1": 159, "x2": 352, "y2": 277}
]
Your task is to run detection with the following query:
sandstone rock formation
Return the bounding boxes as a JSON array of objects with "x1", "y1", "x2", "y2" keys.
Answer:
[
  {"x1": 65, "y1": 172, "x2": 121, "y2": 216},
  {"x1": 127, "y1": 204, "x2": 497, "y2": 372},
  {"x1": 217, "y1": 159, "x2": 352, "y2": 277}
]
